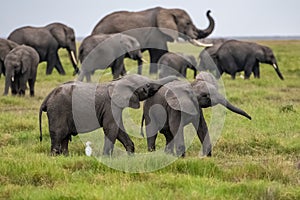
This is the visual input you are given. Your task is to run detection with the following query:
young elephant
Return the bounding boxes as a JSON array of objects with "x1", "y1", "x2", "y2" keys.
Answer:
[
  {"x1": 39, "y1": 74, "x2": 177, "y2": 156},
  {"x1": 4, "y1": 45, "x2": 39, "y2": 96},
  {"x1": 78, "y1": 33, "x2": 143, "y2": 81},
  {"x1": 158, "y1": 52, "x2": 198, "y2": 79},
  {"x1": 142, "y1": 72, "x2": 251, "y2": 157}
]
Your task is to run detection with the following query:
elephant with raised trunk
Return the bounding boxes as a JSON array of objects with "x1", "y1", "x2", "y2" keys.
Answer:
[
  {"x1": 78, "y1": 33, "x2": 143, "y2": 81},
  {"x1": 0, "y1": 38, "x2": 19, "y2": 76},
  {"x1": 8, "y1": 22, "x2": 79, "y2": 75},
  {"x1": 158, "y1": 52, "x2": 198, "y2": 79},
  {"x1": 141, "y1": 72, "x2": 251, "y2": 157},
  {"x1": 204, "y1": 40, "x2": 284, "y2": 80},
  {"x1": 4, "y1": 45, "x2": 39, "y2": 96},
  {"x1": 92, "y1": 7, "x2": 215, "y2": 74},
  {"x1": 39, "y1": 74, "x2": 178, "y2": 156}
]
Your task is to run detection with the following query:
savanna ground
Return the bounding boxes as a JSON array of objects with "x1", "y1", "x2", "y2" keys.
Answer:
[{"x1": 0, "y1": 40, "x2": 299, "y2": 199}]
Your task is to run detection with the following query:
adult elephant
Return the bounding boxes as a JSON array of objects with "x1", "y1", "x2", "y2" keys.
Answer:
[
  {"x1": 0, "y1": 38, "x2": 19, "y2": 76},
  {"x1": 4, "y1": 45, "x2": 39, "y2": 96},
  {"x1": 78, "y1": 33, "x2": 143, "y2": 81},
  {"x1": 141, "y1": 72, "x2": 251, "y2": 157},
  {"x1": 209, "y1": 40, "x2": 284, "y2": 80},
  {"x1": 91, "y1": 7, "x2": 215, "y2": 74},
  {"x1": 39, "y1": 74, "x2": 178, "y2": 156},
  {"x1": 8, "y1": 22, "x2": 79, "y2": 75},
  {"x1": 158, "y1": 52, "x2": 197, "y2": 78}
]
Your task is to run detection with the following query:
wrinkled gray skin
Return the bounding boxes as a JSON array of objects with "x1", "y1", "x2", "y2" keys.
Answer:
[
  {"x1": 78, "y1": 33, "x2": 143, "y2": 81},
  {"x1": 198, "y1": 38, "x2": 227, "y2": 75},
  {"x1": 0, "y1": 38, "x2": 19, "y2": 76},
  {"x1": 204, "y1": 40, "x2": 284, "y2": 80},
  {"x1": 39, "y1": 74, "x2": 178, "y2": 156},
  {"x1": 92, "y1": 7, "x2": 215, "y2": 74},
  {"x1": 8, "y1": 23, "x2": 79, "y2": 75},
  {"x1": 158, "y1": 52, "x2": 198, "y2": 79},
  {"x1": 142, "y1": 72, "x2": 251, "y2": 157},
  {"x1": 4, "y1": 45, "x2": 39, "y2": 96}
]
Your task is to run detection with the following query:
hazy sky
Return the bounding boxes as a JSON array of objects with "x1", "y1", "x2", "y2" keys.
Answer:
[{"x1": 1, "y1": 0, "x2": 299, "y2": 38}]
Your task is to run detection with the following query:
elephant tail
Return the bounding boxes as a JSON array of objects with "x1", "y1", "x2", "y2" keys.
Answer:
[{"x1": 140, "y1": 114, "x2": 145, "y2": 138}]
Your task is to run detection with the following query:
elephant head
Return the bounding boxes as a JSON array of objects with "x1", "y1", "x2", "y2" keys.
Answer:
[
  {"x1": 109, "y1": 74, "x2": 178, "y2": 109},
  {"x1": 256, "y1": 45, "x2": 284, "y2": 80},
  {"x1": 120, "y1": 34, "x2": 143, "y2": 62},
  {"x1": 46, "y1": 23, "x2": 79, "y2": 74},
  {"x1": 157, "y1": 9, "x2": 214, "y2": 47},
  {"x1": 165, "y1": 72, "x2": 251, "y2": 119}
]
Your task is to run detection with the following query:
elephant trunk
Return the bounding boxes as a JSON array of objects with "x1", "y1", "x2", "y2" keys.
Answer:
[
  {"x1": 218, "y1": 95, "x2": 252, "y2": 120},
  {"x1": 4, "y1": 72, "x2": 13, "y2": 95},
  {"x1": 148, "y1": 76, "x2": 178, "y2": 97},
  {"x1": 197, "y1": 10, "x2": 215, "y2": 39},
  {"x1": 68, "y1": 50, "x2": 79, "y2": 75},
  {"x1": 272, "y1": 63, "x2": 284, "y2": 80}
]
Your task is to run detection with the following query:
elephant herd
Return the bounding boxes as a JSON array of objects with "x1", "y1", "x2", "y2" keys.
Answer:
[{"x1": 1, "y1": 6, "x2": 284, "y2": 156}]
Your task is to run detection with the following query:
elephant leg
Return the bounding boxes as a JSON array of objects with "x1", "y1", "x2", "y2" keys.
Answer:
[
  {"x1": 244, "y1": 60, "x2": 256, "y2": 79},
  {"x1": 192, "y1": 113, "x2": 212, "y2": 157},
  {"x1": 61, "y1": 135, "x2": 71, "y2": 156},
  {"x1": 145, "y1": 116, "x2": 159, "y2": 152},
  {"x1": 102, "y1": 123, "x2": 119, "y2": 156},
  {"x1": 253, "y1": 62, "x2": 260, "y2": 78},
  {"x1": 171, "y1": 125, "x2": 185, "y2": 157},
  {"x1": 28, "y1": 78, "x2": 35, "y2": 97},
  {"x1": 149, "y1": 49, "x2": 168, "y2": 74},
  {"x1": 50, "y1": 130, "x2": 62, "y2": 155},
  {"x1": 47, "y1": 52, "x2": 66, "y2": 75},
  {"x1": 111, "y1": 58, "x2": 125, "y2": 79},
  {"x1": 116, "y1": 121, "x2": 135, "y2": 154},
  {"x1": 137, "y1": 59, "x2": 143, "y2": 75},
  {"x1": 163, "y1": 130, "x2": 175, "y2": 155},
  {"x1": 18, "y1": 76, "x2": 27, "y2": 96}
]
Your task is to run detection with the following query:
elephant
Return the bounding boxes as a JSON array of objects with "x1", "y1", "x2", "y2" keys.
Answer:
[
  {"x1": 158, "y1": 52, "x2": 198, "y2": 79},
  {"x1": 39, "y1": 74, "x2": 178, "y2": 156},
  {"x1": 78, "y1": 33, "x2": 143, "y2": 81},
  {"x1": 141, "y1": 72, "x2": 251, "y2": 157},
  {"x1": 0, "y1": 38, "x2": 19, "y2": 76},
  {"x1": 4, "y1": 45, "x2": 39, "y2": 96},
  {"x1": 91, "y1": 7, "x2": 215, "y2": 74},
  {"x1": 202, "y1": 40, "x2": 284, "y2": 80},
  {"x1": 8, "y1": 22, "x2": 79, "y2": 75}
]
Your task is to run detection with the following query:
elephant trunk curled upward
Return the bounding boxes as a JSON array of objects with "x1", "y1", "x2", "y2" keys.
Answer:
[
  {"x1": 141, "y1": 72, "x2": 251, "y2": 157},
  {"x1": 91, "y1": 7, "x2": 215, "y2": 74},
  {"x1": 39, "y1": 74, "x2": 178, "y2": 156}
]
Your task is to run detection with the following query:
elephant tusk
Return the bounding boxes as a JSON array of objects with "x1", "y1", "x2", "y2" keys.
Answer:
[
  {"x1": 70, "y1": 51, "x2": 78, "y2": 66},
  {"x1": 273, "y1": 63, "x2": 278, "y2": 69},
  {"x1": 189, "y1": 39, "x2": 213, "y2": 47},
  {"x1": 141, "y1": 58, "x2": 148, "y2": 63},
  {"x1": 11, "y1": 77, "x2": 14, "y2": 82}
]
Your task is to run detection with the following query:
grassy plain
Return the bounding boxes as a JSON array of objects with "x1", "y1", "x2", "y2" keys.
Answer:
[{"x1": 0, "y1": 40, "x2": 299, "y2": 199}]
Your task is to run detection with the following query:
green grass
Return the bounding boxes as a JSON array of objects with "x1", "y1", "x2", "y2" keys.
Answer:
[{"x1": 0, "y1": 40, "x2": 299, "y2": 199}]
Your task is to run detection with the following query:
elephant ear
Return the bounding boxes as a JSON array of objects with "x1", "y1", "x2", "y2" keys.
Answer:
[
  {"x1": 48, "y1": 26, "x2": 67, "y2": 47},
  {"x1": 157, "y1": 9, "x2": 179, "y2": 41},
  {"x1": 165, "y1": 82, "x2": 198, "y2": 115},
  {"x1": 108, "y1": 78, "x2": 140, "y2": 109}
]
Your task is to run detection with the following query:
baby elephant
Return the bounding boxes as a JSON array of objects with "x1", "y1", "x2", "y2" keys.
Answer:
[
  {"x1": 4, "y1": 45, "x2": 39, "y2": 96},
  {"x1": 142, "y1": 72, "x2": 251, "y2": 157},
  {"x1": 78, "y1": 33, "x2": 143, "y2": 81},
  {"x1": 39, "y1": 74, "x2": 177, "y2": 156},
  {"x1": 158, "y1": 52, "x2": 198, "y2": 79}
]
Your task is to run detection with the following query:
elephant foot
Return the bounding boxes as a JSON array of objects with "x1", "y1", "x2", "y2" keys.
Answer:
[{"x1": 176, "y1": 146, "x2": 186, "y2": 157}]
